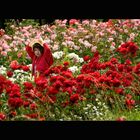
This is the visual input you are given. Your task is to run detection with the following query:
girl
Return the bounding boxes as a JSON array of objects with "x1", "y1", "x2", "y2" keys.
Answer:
[{"x1": 26, "y1": 38, "x2": 53, "y2": 79}]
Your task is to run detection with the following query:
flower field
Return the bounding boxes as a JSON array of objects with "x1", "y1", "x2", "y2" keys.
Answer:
[{"x1": 0, "y1": 19, "x2": 140, "y2": 121}]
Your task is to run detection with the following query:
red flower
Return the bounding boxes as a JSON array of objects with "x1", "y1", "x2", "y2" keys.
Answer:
[
  {"x1": 52, "y1": 80, "x2": 63, "y2": 90},
  {"x1": 100, "y1": 63, "x2": 107, "y2": 69},
  {"x1": 10, "y1": 60, "x2": 21, "y2": 70},
  {"x1": 70, "y1": 93, "x2": 80, "y2": 103},
  {"x1": 63, "y1": 79, "x2": 74, "y2": 87},
  {"x1": 117, "y1": 47, "x2": 128, "y2": 55},
  {"x1": 126, "y1": 94, "x2": 132, "y2": 99},
  {"x1": 99, "y1": 75, "x2": 107, "y2": 83},
  {"x1": 83, "y1": 55, "x2": 90, "y2": 61},
  {"x1": 61, "y1": 100, "x2": 69, "y2": 107},
  {"x1": 35, "y1": 76, "x2": 48, "y2": 89},
  {"x1": 117, "y1": 64, "x2": 124, "y2": 72},
  {"x1": 9, "y1": 91, "x2": 21, "y2": 98},
  {"x1": 25, "y1": 113, "x2": 38, "y2": 119},
  {"x1": 128, "y1": 42, "x2": 138, "y2": 54},
  {"x1": 110, "y1": 57, "x2": 118, "y2": 64},
  {"x1": 49, "y1": 95, "x2": 56, "y2": 103},
  {"x1": 122, "y1": 79, "x2": 132, "y2": 87},
  {"x1": 51, "y1": 67, "x2": 61, "y2": 74},
  {"x1": 48, "y1": 86, "x2": 59, "y2": 95},
  {"x1": 30, "y1": 103, "x2": 37, "y2": 110},
  {"x1": 133, "y1": 63, "x2": 140, "y2": 74},
  {"x1": 50, "y1": 76, "x2": 58, "y2": 83},
  {"x1": 39, "y1": 117, "x2": 46, "y2": 121},
  {"x1": 0, "y1": 113, "x2": 6, "y2": 121},
  {"x1": 76, "y1": 87, "x2": 85, "y2": 94},
  {"x1": 76, "y1": 74, "x2": 85, "y2": 82},
  {"x1": 63, "y1": 61, "x2": 69, "y2": 67},
  {"x1": 69, "y1": 19, "x2": 78, "y2": 25},
  {"x1": 8, "y1": 97, "x2": 23, "y2": 108},
  {"x1": 116, "y1": 117, "x2": 126, "y2": 121},
  {"x1": 0, "y1": 74, "x2": 6, "y2": 85},
  {"x1": 7, "y1": 71, "x2": 13, "y2": 77},
  {"x1": 22, "y1": 65, "x2": 30, "y2": 71},
  {"x1": 90, "y1": 72, "x2": 101, "y2": 78},
  {"x1": 9, "y1": 111, "x2": 17, "y2": 117},
  {"x1": 112, "y1": 78, "x2": 121, "y2": 87},
  {"x1": 115, "y1": 88, "x2": 124, "y2": 95},
  {"x1": 125, "y1": 59, "x2": 132, "y2": 65},
  {"x1": 23, "y1": 101, "x2": 30, "y2": 108},
  {"x1": 89, "y1": 90, "x2": 97, "y2": 94},
  {"x1": 23, "y1": 82, "x2": 33, "y2": 90},
  {"x1": 117, "y1": 42, "x2": 138, "y2": 56},
  {"x1": 0, "y1": 29, "x2": 5, "y2": 36},
  {"x1": 63, "y1": 87, "x2": 73, "y2": 95},
  {"x1": 61, "y1": 71, "x2": 73, "y2": 79},
  {"x1": 125, "y1": 99, "x2": 135, "y2": 106}
]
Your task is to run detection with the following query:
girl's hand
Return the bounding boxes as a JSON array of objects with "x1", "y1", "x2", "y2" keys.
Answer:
[
  {"x1": 37, "y1": 38, "x2": 44, "y2": 46},
  {"x1": 29, "y1": 38, "x2": 44, "y2": 47}
]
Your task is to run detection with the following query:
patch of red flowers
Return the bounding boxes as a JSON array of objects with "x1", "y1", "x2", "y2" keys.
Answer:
[
  {"x1": 70, "y1": 93, "x2": 80, "y2": 103},
  {"x1": 7, "y1": 70, "x2": 13, "y2": 77},
  {"x1": 117, "y1": 41, "x2": 139, "y2": 57}
]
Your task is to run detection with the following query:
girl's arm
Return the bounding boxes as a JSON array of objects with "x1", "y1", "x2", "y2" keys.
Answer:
[
  {"x1": 43, "y1": 43, "x2": 54, "y2": 66},
  {"x1": 26, "y1": 44, "x2": 35, "y2": 59}
]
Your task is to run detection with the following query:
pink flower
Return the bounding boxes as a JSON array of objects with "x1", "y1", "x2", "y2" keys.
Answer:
[
  {"x1": 91, "y1": 46, "x2": 97, "y2": 52},
  {"x1": 17, "y1": 52, "x2": 23, "y2": 58},
  {"x1": 3, "y1": 44, "x2": 10, "y2": 50},
  {"x1": 1, "y1": 51, "x2": 7, "y2": 56}
]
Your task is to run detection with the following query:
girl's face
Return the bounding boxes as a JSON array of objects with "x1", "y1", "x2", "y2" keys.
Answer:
[{"x1": 34, "y1": 48, "x2": 41, "y2": 57}]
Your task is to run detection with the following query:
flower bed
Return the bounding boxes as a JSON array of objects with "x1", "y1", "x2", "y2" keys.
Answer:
[{"x1": 0, "y1": 19, "x2": 140, "y2": 120}]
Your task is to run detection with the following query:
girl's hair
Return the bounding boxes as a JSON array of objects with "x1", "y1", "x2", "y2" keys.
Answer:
[{"x1": 33, "y1": 43, "x2": 44, "y2": 54}]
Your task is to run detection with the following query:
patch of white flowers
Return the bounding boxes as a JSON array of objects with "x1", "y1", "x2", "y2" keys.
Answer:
[
  {"x1": 68, "y1": 66, "x2": 79, "y2": 73},
  {"x1": 0, "y1": 66, "x2": 7, "y2": 75},
  {"x1": 110, "y1": 45, "x2": 115, "y2": 51},
  {"x1": 67, "y1": 53, "x2": 84, "y2": 63},
  {"x1": 9, "y1": 69, "x2": 33, "y2": 83},
  {"x1": 82, "y1": 98, "x2": 110, "y2": 120},
  {"x1": 52, "y1": 51, "x2": 64, "y2": 59},
  {"x1": 0, "y1": 64, "x2": 33, "y2": 83}
]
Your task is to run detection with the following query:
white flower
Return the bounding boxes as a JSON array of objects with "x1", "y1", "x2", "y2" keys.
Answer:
[
  {"x1": 78, "y1": 39, "x2": 84, "y2": 44},
  {"x1": 52, "y1": 44, "x2": 59, "y2": 51},
  {"x1": 87, "y1": 104, "x2": 92, "y2": 108},
  {"x1": 52, "y1": 51, "x2": 64, "y2": 59},
  {"x1": 45, "y1": 39, "x2": 51, "y2": 44},
  {"x1": 78, "y1": 58, "x2": 84, "y2": 63},
  {"x1": 67, "y1": 53, "x2": 78, "y2": 59},
  {"x1": 59, "y1": 119, "x2": 63, "y2": 121},
  {"x1": 73, "y1": 45, "x2": 80, "y2": 50},
  {"x1": 62, "y1": 42, "x2": 67, "y2": 46},
  {"x1": 9, "y1": 78, "x2": 15, "y2": 82},
  {"x1": 14, "y1": 70, "x2": 21, "y2": 73},
  {"x1": 68, "y1": 66, "x2": 78, "y2": 73},
  {"x1": 83, "y1": 40, "x2": 92, "y2": 48},
  {"x1": 93, "y1": 106, "x2": 97, "y2": 110},
  {"x1": 110, "y1": 46, "x2": 115, "y2": 51},
  {"x1": 66, "y1": 41, "x2": 75, "y2": 47},
  {"x1": 108, "y1": 37, "x2": 114, "y2": 42}
]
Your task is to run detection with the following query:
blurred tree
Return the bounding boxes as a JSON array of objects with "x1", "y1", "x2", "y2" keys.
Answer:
[
  {"x1": 35, "y1": 19, "x2": 55, "y2": 25},
  {"x1": 0, "y1": 19, "x2": 5, "y2": 29}
]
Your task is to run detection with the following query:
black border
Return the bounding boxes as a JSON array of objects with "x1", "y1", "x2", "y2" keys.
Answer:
[
  {"x1": 1, "y1": 1, "x2": 140, "y2": 19},
  {"x1": 1, "y1": 0, "x2": 140, "y2": 138}
]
